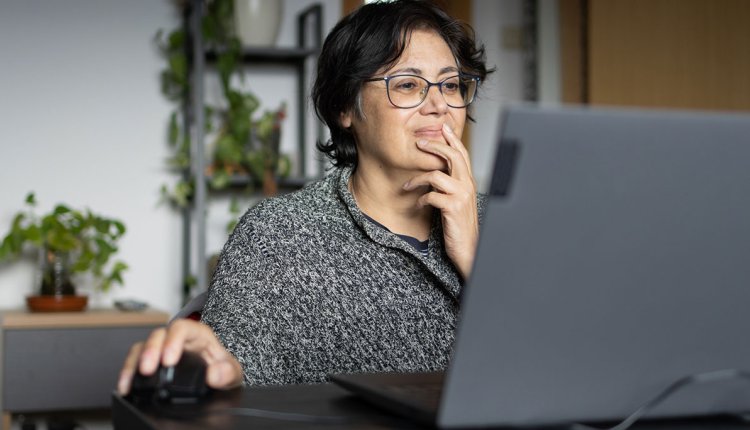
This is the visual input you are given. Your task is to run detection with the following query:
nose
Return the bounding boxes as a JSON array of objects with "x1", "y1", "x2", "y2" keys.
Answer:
[{"x1": 419, "y1": 83, "x2": 448, "y2": 115}]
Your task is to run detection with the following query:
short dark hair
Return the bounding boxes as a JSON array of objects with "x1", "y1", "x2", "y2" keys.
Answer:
[{"x1": 312, "y1": 0, "x2": 491, "y2": 169}]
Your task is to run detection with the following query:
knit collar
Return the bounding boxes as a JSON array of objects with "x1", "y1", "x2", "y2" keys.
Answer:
[{"x1": 334, "y1": 166, "x2": 463, "y2": 301}]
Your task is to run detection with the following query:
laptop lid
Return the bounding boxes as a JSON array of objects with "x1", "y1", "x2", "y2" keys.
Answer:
[{"x1": 439, "y1": 105, "x2": 750, "y2": 428}]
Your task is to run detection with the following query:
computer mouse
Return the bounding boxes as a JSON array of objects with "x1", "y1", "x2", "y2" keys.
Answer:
[{"x1": 129, "y1": 350, "x2": 210, "y2": 403}]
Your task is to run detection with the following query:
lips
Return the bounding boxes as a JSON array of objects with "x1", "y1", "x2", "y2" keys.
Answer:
[{"x1": 414, "y1": 125, "x2": 445, "y2": 139}]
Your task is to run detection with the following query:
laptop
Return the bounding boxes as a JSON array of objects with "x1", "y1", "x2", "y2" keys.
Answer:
[{"x1": 331, "y1": 105, "x2": 750, "y2": 428}]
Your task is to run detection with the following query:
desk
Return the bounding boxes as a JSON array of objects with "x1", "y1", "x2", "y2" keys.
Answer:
[
  {"x1": 112, "y1": 383, "x2": 750, "y2": 430},
  {"x1": 0, "y1": 308, "x2": 169, "y2": 430},
  {"x1": 113, "y1": 383, "x2": 419, "y2": 429}
]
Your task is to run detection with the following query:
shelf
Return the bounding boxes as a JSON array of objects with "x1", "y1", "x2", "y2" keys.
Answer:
[
  {"x1": 206, "y1": 47, "x2": 318, "y2": 64},
  {"x1": 206, "y1": 175, "x2": 314, "y2": 191}
]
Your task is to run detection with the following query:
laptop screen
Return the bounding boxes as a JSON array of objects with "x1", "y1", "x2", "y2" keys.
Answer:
[{"x1": 440, "y1": 105, "x2": 750, "y2": 428}]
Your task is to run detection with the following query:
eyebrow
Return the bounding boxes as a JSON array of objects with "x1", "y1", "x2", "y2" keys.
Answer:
[{"x1": 388, "y1": 66, "x2": 459, "y2": 76}]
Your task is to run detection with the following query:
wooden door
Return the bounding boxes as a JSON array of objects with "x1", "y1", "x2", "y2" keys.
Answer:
[{"x1": 561, "y1": 0, "x2": 750, "y2": 111}]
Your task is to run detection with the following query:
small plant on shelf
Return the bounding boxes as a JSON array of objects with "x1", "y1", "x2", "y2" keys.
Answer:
[{"x1": 0, "y1": 193, "x2": 128, "y2": 298}]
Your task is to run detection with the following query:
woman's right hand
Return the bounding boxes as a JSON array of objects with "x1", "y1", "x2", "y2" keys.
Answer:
[{"x1": 117, "y1": 318, "x2": 243, "y2": 395}]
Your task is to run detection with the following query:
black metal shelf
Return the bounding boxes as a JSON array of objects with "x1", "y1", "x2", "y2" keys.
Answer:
[
  {"x1": 206, "y1": 47, "x2": 318, "y2": 63},
  {"x1": 206, "y1": 175, "x2": 314, "y2": 191}
]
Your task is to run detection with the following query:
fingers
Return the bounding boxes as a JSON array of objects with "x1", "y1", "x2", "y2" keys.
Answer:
[
  {"x1": 170, "y1": 319, "x2": 243, "y2": 388},
  {"x1": 117, "y1": 341, "x2": 144, "y2": 395},
  {"x1": 416, "y1": 187, "x2": 475, "y2": 213},
  {"x1": 206, "y1": 355, "x2": 244, "y2": 388},
  {"x1": 140, "y1": 327, "x2": 168, "y2": 374},
  {"x1": 161, "y1": 319, "x2": 208, "y2": 366},
  {"x1": 404, "y1": 162, "x2": 476, "y2": 203},
  {"x1": 442, "y1": 124, "x2": 471, "y2": 165},
  {"x1": 409, "y1": 124, "x2": 479, "y2": 280},
  {"x1": 117, "y1": 319, "x2": 244, "y2": 396},
  {"x1": 414, "y1": 128, "x2": 473, "y2": 182}
]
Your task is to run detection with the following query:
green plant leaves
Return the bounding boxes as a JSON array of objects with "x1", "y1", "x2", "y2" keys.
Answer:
[
  {"x1": 161, "y1": 181, "x2": 194, "y2": 207},
  {"x1": 103, "y1": 260, "x2": 129, "y2": 292},
  {"x1": 0, "y1": 193, "x2": 128, "y2": 291},
  {"x1": 168, "y1": 112, "x2": 179, "y2": 147},
  {"x1": 210, "y1": 169, "x2": 230, "y2": 189},
  {"x1": 46, "y1": 229, "x2": 79, "y2": 253},
  {"x1": 113, "y1": 221, "x2": 126, "y2": 236},
  {"x1": 53, "y1": 204, "x2": 70, "y2": 215},
  {"x1": 24, "y1": 224, "x2": 42, "y2": 243},
  {"x1": 167, "y1": 28, "x2": 185, "y2": 51},
  {"x1": 215, "y1": 134, "x2": 243, "y2": 164},
  {"x1": 25, "y1": 192, "x2": 36, "y2": 206}
]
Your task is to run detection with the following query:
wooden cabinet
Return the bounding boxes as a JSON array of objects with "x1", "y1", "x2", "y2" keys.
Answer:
[{"x1": 0, "y1": 309, "x2": 169, "y2": 429}]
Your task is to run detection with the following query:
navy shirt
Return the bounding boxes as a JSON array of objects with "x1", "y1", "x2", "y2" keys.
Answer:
[{"x1": 362, "y1": 213, "x2": 429, "y2": 258}]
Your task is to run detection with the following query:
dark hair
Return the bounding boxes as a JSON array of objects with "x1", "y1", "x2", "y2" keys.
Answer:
[{"x1": 312, "y1": 0, "x2": 491, "y2": 169}]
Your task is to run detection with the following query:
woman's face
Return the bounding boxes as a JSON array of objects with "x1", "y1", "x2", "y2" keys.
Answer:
[{"x1": 342, "y1": 29, "x2": 467, "y2": 176}]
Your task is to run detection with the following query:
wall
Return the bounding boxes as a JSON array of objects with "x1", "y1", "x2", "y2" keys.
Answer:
[
  {"x1": 0, "y1": 0, "x2": 183, "y2": 313},
  {"x1": 471, "y1": 0, "x2": 527, "y2": 190}
]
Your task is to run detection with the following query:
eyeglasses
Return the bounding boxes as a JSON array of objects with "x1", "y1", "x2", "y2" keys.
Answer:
[{"x1": 365, "y1": 74, "x2": 481, "y2": 109}]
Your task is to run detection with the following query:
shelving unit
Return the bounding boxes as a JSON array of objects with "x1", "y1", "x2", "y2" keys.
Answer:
[{"x1": 183, "y1": 1, "x2": 324, "y2": 301}]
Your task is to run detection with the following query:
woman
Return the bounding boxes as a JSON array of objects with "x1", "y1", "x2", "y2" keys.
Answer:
[{"x1": 118, "y1": 0, "x2": 490, "y2": 393}]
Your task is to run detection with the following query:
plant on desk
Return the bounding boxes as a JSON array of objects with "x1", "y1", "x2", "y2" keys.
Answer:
[{"x1": 0, "y1": 192, "x2": 128, "y2": 312}]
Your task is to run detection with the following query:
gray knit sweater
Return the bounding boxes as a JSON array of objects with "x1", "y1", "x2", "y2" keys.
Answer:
[{"x1": 202, "y1": 166, "x2": 486, "y2": 386}]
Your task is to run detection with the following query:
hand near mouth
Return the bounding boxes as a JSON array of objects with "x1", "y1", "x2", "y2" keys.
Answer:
[{"x1": 403, "y1": 123, "x2": 479, "y2": 280}]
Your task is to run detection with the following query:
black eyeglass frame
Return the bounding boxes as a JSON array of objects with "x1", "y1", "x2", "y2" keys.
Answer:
[{"x1": 364, "y1": 73, "x2": 481, "y2": 109}]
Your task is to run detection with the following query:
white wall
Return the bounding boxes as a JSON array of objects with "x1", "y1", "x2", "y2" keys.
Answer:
[
  {"x1": 471, "y1": 0, "x2": 526, "y2": 191},
  {"x1": 538, "y1": 0, "x2": 562, "y2": 104},
  {"x1": 0, "y1": 0, "x2": 341, "y2": 315},
  {"x1": 0, "y1": 0, "x2": 183, "y2": 313}
]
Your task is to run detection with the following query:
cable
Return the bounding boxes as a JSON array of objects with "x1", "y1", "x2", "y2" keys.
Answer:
[
  {"x1": 209, "y1": 407, "x2": 352, "y2": 424},
  {"x1": 572, "y1": 369, "x2": 750, "y2": 430}
]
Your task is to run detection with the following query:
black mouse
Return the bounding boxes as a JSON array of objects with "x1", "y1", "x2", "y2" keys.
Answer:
[{"x1": 129, "y1": 350, "x2": 210, "y2": 403}]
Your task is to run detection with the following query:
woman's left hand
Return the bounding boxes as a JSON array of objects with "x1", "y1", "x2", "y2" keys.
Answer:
[{"x1": 403, "y1": 123, "x2": 478, "y2": 280}]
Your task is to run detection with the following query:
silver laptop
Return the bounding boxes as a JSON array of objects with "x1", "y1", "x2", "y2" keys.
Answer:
[{"x1": 332, "y1": 105, "x2": 750, "y2": 428}]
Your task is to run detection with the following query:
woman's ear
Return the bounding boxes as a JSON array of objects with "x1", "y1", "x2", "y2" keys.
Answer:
[{"x1": 339, "y1": 111, "x2": 353, "y2": 129}]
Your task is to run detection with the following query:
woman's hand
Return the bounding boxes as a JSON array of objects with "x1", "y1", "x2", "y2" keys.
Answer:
[
  {"x1": 117, "y1": 318, "x2": 243, "y2": 395},
  {"x1": 403, "y1": 123, "x2": 479, "y2": 280}
]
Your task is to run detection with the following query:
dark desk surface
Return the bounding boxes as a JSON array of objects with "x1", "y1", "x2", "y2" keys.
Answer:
[
  {"x1": 112, "y1": 382, "x2": 750, "y2": 430},
  {"x1": 113, "y1": 383, "x2": 419, "y2": 429}
]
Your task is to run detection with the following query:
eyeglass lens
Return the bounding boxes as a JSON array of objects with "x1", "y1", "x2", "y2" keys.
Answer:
[{"x1": 386, "y1": 75, "x2": 477, "y2": 108}]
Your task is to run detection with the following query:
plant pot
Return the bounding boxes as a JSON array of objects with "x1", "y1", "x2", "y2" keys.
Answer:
[
  {"x1": 26, "y1": 295, "x2": 88, "y2": 312},
  {"x1": 234, "y1": 0, "x2": 283, "y2": 47},
  {"x1": 262, "y1": 167, "x2": 278, "y2": 196},
  {"x1": 39, "y1": 249, "x2": 75, "y2": 296},
  {"x1": 27, "y1": 249, "x2": 88, "y2": 312}
]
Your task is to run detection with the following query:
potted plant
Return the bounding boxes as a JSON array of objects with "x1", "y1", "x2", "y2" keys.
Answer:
[
  {"x1": 157, "y1": 0, "x2": 290, "y2": 208},
  {"x1": 208, "y1": 101, "x2": 290, "y2": 195},
  {"x1": 0, "y1": 193, "x2": 128, "y2": 312}
]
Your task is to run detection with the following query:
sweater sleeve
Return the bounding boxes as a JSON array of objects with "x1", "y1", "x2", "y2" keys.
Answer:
[{"x1": 200, "y1": 211, "x2": 297, "y2": 386}]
